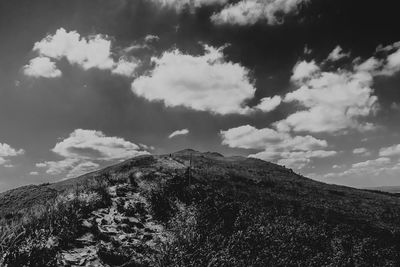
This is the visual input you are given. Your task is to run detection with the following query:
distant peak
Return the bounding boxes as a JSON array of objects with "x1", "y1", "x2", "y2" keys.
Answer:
[{"x1": 173, "y1": 148, "x2": 199, "y2": 154}]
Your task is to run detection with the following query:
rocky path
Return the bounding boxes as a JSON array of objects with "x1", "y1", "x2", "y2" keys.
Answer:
[{"x1": 58, "y1": 183, "x2": 168, "y2": 266}]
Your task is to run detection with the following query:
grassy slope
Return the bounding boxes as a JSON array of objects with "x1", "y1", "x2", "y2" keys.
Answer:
[{"x1": 2, "y1": 150, "x2": 400, "y2": 265}]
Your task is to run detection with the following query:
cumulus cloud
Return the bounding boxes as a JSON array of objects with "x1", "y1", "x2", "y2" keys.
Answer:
[
  {"x1": 169, "y1": 129, "x2": 190, "y2": 138},
  {"x1": 149, "y1": 0, "x2": 228, "y2": 11},
  {"x1": 29, "y1": 171, "x2": 39, "y2": 176},
  {"x1": 254, "y1": 95, "x2": 282, "y2": 112},
  {"x1": 132, "y1": 45, "x2": 257, "y2": 115},
  {"x1": 324, "y1": 157, "x2": 394, "y2": 180},
  {"x1": 33, "y1": 28, "x2": 114, "y2": 70},
  {"x1": 36, "y1": 129, "x2": 150, "y2": 178},
  {"x1": 379, "y1": 144, "x2": 400, "y2": 157},
  {"x1": 279, "y1": 57, "x2": 378, "y2": 133},
  {"x1": 221, "y1": 125, "x2": 335, "y2": 169},
  {"x1": 381, "y1": 45, "x2": 400, "y2": 76},
  {"x1": 66, "y1": 161, "x2": 100, "y2": 178},
  {"x1": 326, "y1": 46, "x2": 350, "y2": 62},
  {"x1": 279, "y1": 41, "x2": 400, "y2": 134},
  {"x1": 36, "y1": 158, "x2": 80, "y2": 176},
  {"x1": 111, "y1": 58, "x2": 139, "y2": 77},
  {"x1": 25, "y1": 28, "x2": 139, "y2": 77},
  {"x1": 0, "y1": 143, "x2": 24, "y2": 166},
  {"x1": 290, "y1": 60, "x2": 319, "y2": 82},
  {"x1": 353, "y1": 41, "x2": 400, "y2": 76},
  {"x1": 52, "y1": 129, "x2": 149, "y2": 161},
  {"x1": 144, "y1": 34, "x2": 160, "y2": 43},
  {"x1": 23, "y1": 57, "x2": 62, "y2": 78},
  {"x1": 352, "y1": 147, "x2": 370, "y2": 156},
  {"x1": 211, "y1": 0, "x2": 309, "y2": 26}
]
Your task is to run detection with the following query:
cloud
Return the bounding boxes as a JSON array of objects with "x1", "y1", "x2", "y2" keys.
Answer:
[
  {"x1": 111, "y1": 58, "x2": 138, "y2": 77},
  {"x1": 326, "y1": 46, "x2": 350, "y2": 62},
  {"x1": 379, "y1": 144, "x2": 400, "y2": 157},
  {"x1": 33, "y1": 28, "x2": 114, "y2": 70},
  {"x1": 52, "y1": 129, "x2": 149, "y2": 161},
  {"x1": 352, "y1": 147, "x2": 371, "y2": 156},
  {"x1": 278, "y1": 58, "x2": 378, "y2": 133},
  {"x1": 352, "y1": 41, "x2": 400, "y2": 76},
  {"x1": 220, "y1": 125, "x2": 335, "y2": 169},
  {"x1": 149, "y1": 0, "x2": 228, "y2": 11},
  {"x1": 290, "y1": 60, "x2": 319, "y2": 82},
  {"x1": 26, "y1": 28, "x2": 139, "y2": 77},
  {"x1": 381, "y1": 45, "x2": 400, "y2": 76},
  {"x1": 211, "y1": 0, "x2": 309, "y2": 26},
  {"x1": 0, "y1": 143, "x2": 24, "y2": 165},
  {"x1": 144, "y1": 35, "x2": 160, "y2": 43},
  {"x1": 66, "y1": 161, "x2": 100, "y2": 178},
  {"x1": 29, "y1": 171, "x2": 39, "y2": 176},
  {"x1": 37, "y1": 129, "x2": 150, "y2": 178},
  {"x1": 324, "y1": 157, "x2": 394, "y2": 180},
  {"x1": 132, "y1": 45, "x2": 257, "y2": 115},
  {"x1": 254, "y1": 95, "x2": 282, "y2": 112},
  {"x1": 36, "y1": 158, "x2": 80, "y2": 176},
  {"x1": 169, "y1": 129, "x2": 190, "y2": 138},
  {"x1": 23, "y1": 57, "x2": 62, "y2": 78}
]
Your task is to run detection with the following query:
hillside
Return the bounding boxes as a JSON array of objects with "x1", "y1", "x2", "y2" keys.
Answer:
[{"x1": 1, "y1": 150, "x2": 400, "y2": 266}]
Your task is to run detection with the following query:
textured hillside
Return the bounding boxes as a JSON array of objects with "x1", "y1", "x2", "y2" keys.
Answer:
[{"x1": 1, "y1": 150, "x2": 400, "y2": 266}]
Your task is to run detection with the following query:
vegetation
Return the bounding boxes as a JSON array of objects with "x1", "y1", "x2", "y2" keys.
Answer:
[{"x1": 1, "y1": 151, "x2": 400, "y2": 266}]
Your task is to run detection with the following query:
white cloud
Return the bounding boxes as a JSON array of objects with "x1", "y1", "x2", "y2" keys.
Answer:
[
  {"x1": 29, "y1": 171, "x2": 39, "y2": 176},
  {"x1": 149, "y1": 0, "x2": 228, "y2": 11},
  {"x1": 326, "y1": 46, "x2": 350, "y2": 62},
  {"x1": 353, "y1": 41, "x2": 400, "y2": 77},
  {"x1": 379, "y1": 144, "x2": 400, "y2": 157},
  {"x1": 52, "y1": 129, "x2": 149, "y2": 161},
  {"x1": 290, "y1": 60, "x2": 319, "y2": 82},
  {"x1": 26, "y1": 28, "x2": 139, "y2": 77},
  {"x1": 4, "y1": 164, "x2": 14, "y2": 168},
  {"x1": 23, "y1": 57, "x2": 62, "y2": 78},
  {"x1": 0, "y1": 143, "x2": 25, "y2": 157},
  {"x1": 352, "y1": 147, "x2": 371, "y2": 156},
  {"x1": 33, "y1": 28, "x2": 114, "y2": 70},
  {"x1": 211, "y1": 0, "x2": 309, "y2": 26},
  {"x1": 36, "y1": 158, "x2": 80, "y2": 176},
  {"x1": 112, "y1": 58, "x2": 138, "y2": 77},
  {"x1": 352, "y1": 157, "x2": 391, "y2": 169},
  {"x1": 37, "y1": 129, "x2": 150, "y2": 178},
  {"x1": 280, "y1": 59, "x2": 378, "y2": 133},
  {"x1": 132, "y1": 45, "x2": 257, "y2": 115},
  {"x1": 276, "y1": 150, "x2": 336, "y2": 169},
  {"x1": 66, "y1": 161, "x2": 100, "y2": 178},
  {"x1": 221, "y1": 125, "x2": 335, "y2": 169},
  {"x1": 254, "y1": 95, "x2": 282, "y2": 112},
  {"x1": 169, "y1": 129, "x2": 190, "y2": 138},
  {"x1": 144, "y1": 35, "x2": 160, "y2": 43},
  {"x1": 0, "y1": 143, "x2": 24, "y2": 165},
  {"x1": 381, "y1": 45, "x2": 400, "y2": 76}
]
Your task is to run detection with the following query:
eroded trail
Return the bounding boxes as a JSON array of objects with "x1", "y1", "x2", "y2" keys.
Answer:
[{"x1": 58, "y1": 183, "x2": 169, "y2": 266}]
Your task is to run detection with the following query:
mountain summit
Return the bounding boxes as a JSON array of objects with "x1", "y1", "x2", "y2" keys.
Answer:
[{"x1": 1, "y1": 151, "x2": 400, "y2": 266}]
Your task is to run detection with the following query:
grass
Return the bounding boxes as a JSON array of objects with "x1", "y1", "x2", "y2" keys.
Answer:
[{"x1": 0, "y1": 176, "x2": 115, "y2": 266}]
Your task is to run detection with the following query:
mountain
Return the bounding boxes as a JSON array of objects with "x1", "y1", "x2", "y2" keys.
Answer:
[
  {"x1": 365, "y1": 186, "x2": 400, "y2": 194},
  {"x1": 1, "y1": 150, "x2": 400, "y2": 266}
]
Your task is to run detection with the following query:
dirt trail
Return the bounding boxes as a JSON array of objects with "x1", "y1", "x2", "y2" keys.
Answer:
[{"x1": 58, "y1": 183, "x2": 168, "y2": 266}]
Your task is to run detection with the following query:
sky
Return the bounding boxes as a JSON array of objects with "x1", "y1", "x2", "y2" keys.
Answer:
[{"x1": 1, "y1": 0, "x2": 400, "y2": 192}]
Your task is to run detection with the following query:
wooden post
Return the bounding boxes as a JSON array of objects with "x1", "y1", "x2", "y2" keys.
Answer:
[{"x1": 189, "y1": 153, "x2": 192, "y2": 186}]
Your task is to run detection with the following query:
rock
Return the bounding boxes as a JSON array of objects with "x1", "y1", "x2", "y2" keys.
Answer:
[{"x1": 82, "y1": 219, "x2": 93, "y2": 229}]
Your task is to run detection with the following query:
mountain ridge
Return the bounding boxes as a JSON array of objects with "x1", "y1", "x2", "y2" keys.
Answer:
[{"x1": 2, "y1": 150, "x2": 400, "y2": 266}]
